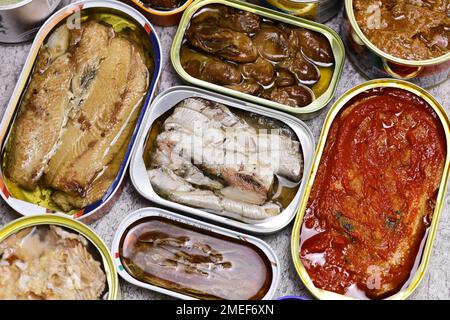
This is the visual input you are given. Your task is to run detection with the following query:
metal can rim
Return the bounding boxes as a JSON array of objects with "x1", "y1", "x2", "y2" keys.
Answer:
[
  {"x1": 170, "y1": 0, "x2": 346, "y2": 117},
  {"x1": 0, "y1": 214, "x2": 120, "y2": 300},
  {"x1": 290, "y1": 78, "x2": 450, "y2": 300},
  {"x1": 344, "y1": 0, "x2": 450, "y2": 67}
]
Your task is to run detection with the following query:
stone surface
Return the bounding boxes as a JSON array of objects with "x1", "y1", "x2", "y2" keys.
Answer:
[{"x1": 0, "y1": 7, "x2": 449, "y2": 300}]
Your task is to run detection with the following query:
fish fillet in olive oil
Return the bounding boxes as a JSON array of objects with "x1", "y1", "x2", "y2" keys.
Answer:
[{"x1": 4, "y1": 17, "x2": 151, "y2": 212}]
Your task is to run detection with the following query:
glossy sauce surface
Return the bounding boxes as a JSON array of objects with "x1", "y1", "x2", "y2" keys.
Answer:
[
  {"x1": 181, "y1": 4, "x2": 335, "y2": 108},
  {"x1": 120, "y1": 217, "x2": 273, "y2": 300},
  {"x1": 300, "y1": 88, "x2": 446, "y2": 299}
]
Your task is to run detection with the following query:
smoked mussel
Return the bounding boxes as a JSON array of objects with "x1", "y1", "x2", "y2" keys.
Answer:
[
  {"x1": 118, "y1": 215, "x2": 275, "y2": 300},
  {"x1": 180, "y1": 4, "x2": 335, "y2": 108}
]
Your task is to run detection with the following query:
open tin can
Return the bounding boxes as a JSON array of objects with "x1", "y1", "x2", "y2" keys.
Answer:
[
  {"x1": 0, "y1": 214, "x2": 120, "y2": 299},
  {"x1": 171, "y1": 0, "x2": 345, "y2": 120},
  {"x1": 0, "y1": 0, "x2": 162, "y2": 224},
  {"x1": 112, "y1": 207, "x2": 280, "y2": 300},
  {"x1": 342, "y1": 0, "x2": 450, "y2": 89},
  {"x1": 0, "y1": 0, "x2": 67, "y2": 43},
  {"x1": 257, "y1": 0, "x2": 343, "y2": 23},
  {"x1": 129, "y1": 86, "x2": 315, "y2": 234},
  {"x1": 291, "y1": 79, "x2": 450, "y2": 300},
  {"x1": 123, "y1": 0, "x2": 194, "y2": 26}
]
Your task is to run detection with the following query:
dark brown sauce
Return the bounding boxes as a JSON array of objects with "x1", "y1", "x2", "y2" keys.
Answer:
[{"x1": 119, "y1": 216, "x2": 273, "y2": 300}]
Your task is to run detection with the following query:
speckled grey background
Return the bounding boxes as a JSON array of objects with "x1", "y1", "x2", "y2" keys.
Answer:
[{"x1": 0, "y1": 4, "x2": 449, "y2": 300}]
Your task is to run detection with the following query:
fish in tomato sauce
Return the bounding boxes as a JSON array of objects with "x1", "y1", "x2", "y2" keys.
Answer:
[{"x1": 300, "y1": 88, "x2": 447, "y2": 299}]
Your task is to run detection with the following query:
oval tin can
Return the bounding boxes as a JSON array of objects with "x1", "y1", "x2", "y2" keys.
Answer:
[
  {"x1": 342, "y1": 0, "x2": 450, "y2": 89},
  {"x1": 258, "y1": 0, "x2": 342, "y2": 23},
  {"x1": 111, "y1": 207, "x2": 280, "y2": 300},
  {"x1": 0, "y1": 214, "x2": 120, "y2": 299},
  {"x1": 0, "y1": 0, "x2": 66, "y2": 43},
  {"x1": 291, "y1": 79, "x2": 450, "y2": 300},
  {"x1": 0, "y1": 0, "x2": 163, "y2": 224},
  {"x1": 171, "y1": 0, "x2": 345, "y2": 120},
  {"x1": 123, "y1": 0, "x2": 194, "y2": 26},
  {"x1": 129, "y1": 86, "x2": 315, "y2": 234}
]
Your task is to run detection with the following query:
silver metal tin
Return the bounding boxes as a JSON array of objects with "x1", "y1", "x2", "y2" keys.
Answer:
[
  {"x1": 0, "y1": 0, "x2": 67, "y2": 43},
  {"x1": 111, "y1": 207, "x2": 281, "y2": 300},
  {"x1": 129, "y1": 86, "x2": 315, "y2": 234},
  {"x1": 0, "y1": 0, "x2": 163, "y2": 224}
]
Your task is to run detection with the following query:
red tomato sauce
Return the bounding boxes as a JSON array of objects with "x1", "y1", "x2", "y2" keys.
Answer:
[{"x1": 300, "y1": 88, "x2": 447, "y2": 299}]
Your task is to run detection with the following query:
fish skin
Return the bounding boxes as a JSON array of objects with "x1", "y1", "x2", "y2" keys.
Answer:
[
  {"x1": 44, "y1": 36, "x2": 148, "y2": 198},
  {"x1": 5, "y1": 53, "x2": 74, "y2": 190}
]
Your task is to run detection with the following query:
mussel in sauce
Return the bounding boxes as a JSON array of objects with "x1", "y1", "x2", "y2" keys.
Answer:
[
  {"x1": 181, "y1": 45, "x2": 242, "y2": 85},
  {"x1": 253, "y1": 25, "x2": 290, "y2": 62},
  {"x1": 119, "y1": 217, "x2": 274, "y2": 300},
  {"x1": 291, "y1": 29, "x2": 334, "y2": 66},
  {"x1": 186, "y1": 22, "x2": 258, "y2": 63},
  {"x1": 263, "y1": 85, "x2": 314, "y2": 108},
  {"x1": 181, "y1": 4, "x2": 335, "y2": 108},
  {"x1": 143, "y1": 0, "x2": 182, "y2": 10},
  {"x1": 279, "y1": 54, "x2": 320, "y2": 85}
]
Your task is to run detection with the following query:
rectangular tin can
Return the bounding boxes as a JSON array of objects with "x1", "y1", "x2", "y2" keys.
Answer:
[
  {"x1": 0, "y1": 214, "x2": 120, "y2": 299},
  {"x1": 291, "y1": 79, "x2": 450, "y2": 300},
  {"x1": 0, "y1": 0, "x2": 163, "y2": 224},
  {"x1": 170, "y1": 0, "x2": 345, "y2": 120},
  {"x1": 111, "y1": 207, "x2": 280, "y2": 300},
  {"x1": 129, "y1": 85, "x2": 315, "y2": 234},
  {"x1": 257, "y1": 0, "x2": 343, "y2": 23},
  {"x1": 123, "y1": 0, "x2": 194, "y2": 26},
  {"x1": 0, "y1": 0, "x2": 66, "y2": 43},
  {"x1": 342, "y1": 0, "x2": 450, "y2": 89}
]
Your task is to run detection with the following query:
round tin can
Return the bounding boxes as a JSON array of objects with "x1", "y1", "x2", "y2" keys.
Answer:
[
  {"x1": 129, "y1": 86, "x2": 315, "y2": 235},
  {"x1": 124, "y1": 0, "x2": 193, "y2": 26},
  {"x1": 291, "y1": 79, "x2": 450, "y2": 300},
  {"x1": 257, "y1": 0, "x2": 342, "y2": 23},
  {"x1": 0, "y1": 0, "x2": 65, "y2": 43},
  {"x1": 0, "y1": 214, "x2": 120, "y2": 299},
  {"x1": 342, "y1": 0, "x2": 450, "y2": 89}
]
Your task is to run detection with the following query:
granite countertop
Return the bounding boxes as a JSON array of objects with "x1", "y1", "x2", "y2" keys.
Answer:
[{"x1": 0, "y1": 7, "x2": 449, "y2": 300}]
